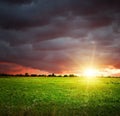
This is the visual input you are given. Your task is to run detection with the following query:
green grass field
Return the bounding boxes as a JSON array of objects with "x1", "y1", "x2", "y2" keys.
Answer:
[{"x1": 0, "y1": 77, "x2": 120, "y2": 116}]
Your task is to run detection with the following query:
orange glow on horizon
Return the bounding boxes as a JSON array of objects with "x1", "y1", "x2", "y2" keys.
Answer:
[{"x1": 1, "y1": 62, "x2": 120, "y2": 76}]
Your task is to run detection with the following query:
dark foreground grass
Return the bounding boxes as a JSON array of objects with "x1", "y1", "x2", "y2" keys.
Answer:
[{"x1": 0, "y1": 77, "x2": 120, "y2": 116}]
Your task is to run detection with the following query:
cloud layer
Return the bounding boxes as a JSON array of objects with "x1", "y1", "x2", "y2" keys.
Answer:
[{"x1": 0, "y1": 0, "x2": 120, "y2": 74}]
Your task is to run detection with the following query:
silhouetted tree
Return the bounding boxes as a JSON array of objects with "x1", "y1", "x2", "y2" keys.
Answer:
[
  {"x1": 25, "y1": 73, "x2": 29, "y2": 77},
  {"x1": 15, "y1": 74, "x2": 24, "y2": 77},
  {"x1": 41, "y1": 74, "x2": 47, "y2": 77},
  {"x1": 64, "y1": 75, "x2": 68, "y2": 77},
  {"x1": 69, "y1": 74, "x2": 77, "y2": 77},
  {"x1": 48, "y1": 73, "x2": 56, "y2": 77},
  {"x1": 52, "y1": 73, "x2": 56, "y2": 77},
  {"x1": 31, "y1": 74, "x2": 37, "y2": 77}
]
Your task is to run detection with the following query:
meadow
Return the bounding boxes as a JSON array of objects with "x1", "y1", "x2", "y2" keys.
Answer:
[{"x1": 0, "y1": 77, "x2": 120, "y2": 116}]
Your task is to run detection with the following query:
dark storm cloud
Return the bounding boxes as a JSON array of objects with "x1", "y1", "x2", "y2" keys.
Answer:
[
  {"x1": 33, "y1": 37, "x2": 80, "y2": 51},
  {"x1": 1, "y1": 0, "x2": 33, "y2": 5},
  {"x1": 0, "y1": 0, "x2": 119, "y2": 30},
  {"x1": 0, "y1": 0, "x2": 120, "y2": 74}
]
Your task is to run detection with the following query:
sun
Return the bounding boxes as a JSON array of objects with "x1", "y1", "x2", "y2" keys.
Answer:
[{"x1": 83, "y1": 67, "x2": 98, "y2": 78}]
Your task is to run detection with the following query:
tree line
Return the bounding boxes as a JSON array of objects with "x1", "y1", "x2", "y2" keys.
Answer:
[{"x1": 0, "y1": 73, "x2": 78, "y2": 77}]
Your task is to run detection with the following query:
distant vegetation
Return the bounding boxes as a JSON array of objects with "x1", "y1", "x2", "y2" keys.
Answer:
[
  {"x1": 0, "y1": 73, "x2": 78, "y2": 77},
  {"x1": 0, "y1": 73, "x2": 120, "y2": 78}
]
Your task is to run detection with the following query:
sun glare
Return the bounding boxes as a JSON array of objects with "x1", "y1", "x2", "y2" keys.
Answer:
[{"x1": 83, "y1": 68, "x2": 98, "y2": 78}]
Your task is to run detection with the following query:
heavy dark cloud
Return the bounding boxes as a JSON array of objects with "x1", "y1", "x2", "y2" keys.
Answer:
[
  {"x1": 0, "y1": 0, "x2": 120, "y2": 74},
  {"x1": 1, "y1": 0, "x2": 33, "y2": 4}
]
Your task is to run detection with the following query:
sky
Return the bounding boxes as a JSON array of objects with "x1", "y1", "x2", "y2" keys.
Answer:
[{"x1": 0, "y1": 0, "x2": 120, "y2": 75}]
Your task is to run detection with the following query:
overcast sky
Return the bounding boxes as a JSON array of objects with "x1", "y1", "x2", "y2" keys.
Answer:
[{"x1": 0, "y1": 0, "x2": 120, "y2": 74}]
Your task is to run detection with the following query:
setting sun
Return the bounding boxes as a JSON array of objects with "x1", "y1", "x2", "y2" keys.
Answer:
[{"x1": 83, "y1": 67, "x2": 98, "y2": 78}]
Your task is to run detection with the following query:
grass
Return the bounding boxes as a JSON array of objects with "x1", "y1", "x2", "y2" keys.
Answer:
[{"x1": 0, "y1": 77, "x2": 120, "y2": 116}]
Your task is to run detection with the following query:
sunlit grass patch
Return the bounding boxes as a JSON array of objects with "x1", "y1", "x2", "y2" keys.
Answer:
[{"x1": 0, "y1": 77, "x2": 120, "y2": 116}]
